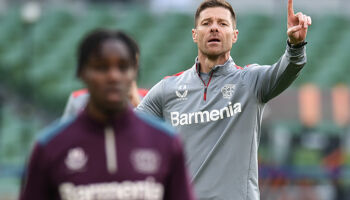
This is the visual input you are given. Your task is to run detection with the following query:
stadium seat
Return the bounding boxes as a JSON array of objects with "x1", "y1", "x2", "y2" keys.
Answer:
[{"x1": 1, "y1": 5, "x2": 350, "y2": 198}]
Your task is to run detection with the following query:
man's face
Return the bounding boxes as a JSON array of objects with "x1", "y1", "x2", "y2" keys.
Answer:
[
  {"x1": 80, "y1": 39, "x2": 136, "y2": 113},
  {"x1": 192, "y1": 7, "x2": 238, "y2": 57}
]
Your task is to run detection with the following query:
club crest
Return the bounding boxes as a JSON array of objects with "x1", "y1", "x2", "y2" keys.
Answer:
[
  {"x1": 65, "y1": 147, "x2": 88, "y2": 172},
  {"x1": 221, "y1": 84, "x2": 236, "y2": 99},
  {"x1": 131, "y1": 149, "x2": 160, "y2": 174}
]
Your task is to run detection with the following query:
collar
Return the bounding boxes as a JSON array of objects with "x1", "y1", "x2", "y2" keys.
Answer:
[{"x1": 193, "y1": 56, "x2": 237, "y2": 76}]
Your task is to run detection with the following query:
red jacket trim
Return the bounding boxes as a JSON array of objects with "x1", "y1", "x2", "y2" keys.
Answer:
[
  {"x1": 235, "y1": 65, "x2": 244, "y2": 70},
  {"x1": 163, "y1": 71, "x2": 185, "y2": 79},
  {"x1": 72, "y1": 89, "x2": 88, "y2": 98},
  {"x1": 137, "y1": 88, "x2": 148, "y2": 97}
]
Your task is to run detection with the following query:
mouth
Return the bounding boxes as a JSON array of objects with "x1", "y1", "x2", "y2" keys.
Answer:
[
  {"x1": 104, "y1": 87, "x2": 123, "y2": 99},
  {"x1": 208, "y1": 38, "x2": 221, "y2": 44}
]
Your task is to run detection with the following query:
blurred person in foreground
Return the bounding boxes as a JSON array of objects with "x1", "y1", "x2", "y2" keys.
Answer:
[
  {"x1": 136, "y1": 0, "x2": 311, "y2": 199},
  {"x1": 19, "y1": 29, "x2": 195, "y2": 200},
  {"x1": 61, "y1": 39, "x2": 148, "y2": 120}
]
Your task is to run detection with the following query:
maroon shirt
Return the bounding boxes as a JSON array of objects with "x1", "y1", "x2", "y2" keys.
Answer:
[{"x1": 20, "y1": 107, "x2": 195, "y2": 200}]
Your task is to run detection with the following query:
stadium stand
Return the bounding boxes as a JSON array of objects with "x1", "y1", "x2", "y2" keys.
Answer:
[{"x1": 1, "y1": 4, "x2": 350, "y2": 199}]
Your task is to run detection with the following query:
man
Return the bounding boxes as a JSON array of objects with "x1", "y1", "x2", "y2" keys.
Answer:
[
  {"x1": 136, "y1": 0, "x2": 311, "y2": 199},
  {"x1": 20, "y1": 29, "x2": 195, "y2": 200},
  {"x1": 61, "y1": 39, "x2": 148, "y2": 120}
]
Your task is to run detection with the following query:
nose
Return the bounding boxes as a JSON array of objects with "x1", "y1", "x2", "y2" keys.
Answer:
[
  {"x1": 210, "y1": 23, "x2": 219, "y2": 32},
  {"x1": 106, "y1": 67, "x2": 122, "y2": 82}
]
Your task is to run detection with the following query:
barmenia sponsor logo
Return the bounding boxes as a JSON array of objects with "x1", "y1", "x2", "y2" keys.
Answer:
[
  {"x1": 59, "y1": 177, "x2": 163, "y2": 200},
  {"x1": 170, "y1": 102, "x2": 242, "y2": 126}
]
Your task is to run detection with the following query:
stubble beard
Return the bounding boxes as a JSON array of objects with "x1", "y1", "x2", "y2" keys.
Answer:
[{"x1": 201, "y1": 47, "x2": 228, "y2": 60}]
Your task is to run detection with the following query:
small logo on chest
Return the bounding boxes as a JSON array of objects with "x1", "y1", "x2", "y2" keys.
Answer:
[
  {"x1": 131, "y1": 149, "x2": 160, "y2": 174},
  {"x1": 175, "y1": 85, "x2": 188, "y2": 100},
  {"x1": 221, "y1": 84, "x2": 236, "y2": 99},
  {"x1": 65, "y1": 147, "x2": 88, "y2": 172}
]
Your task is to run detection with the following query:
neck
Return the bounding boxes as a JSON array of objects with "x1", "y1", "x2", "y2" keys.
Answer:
[
  {"x1": 86, "y1": 101, "x2": 127, "y2": 124},
  {"x1": 197, "y1": 51, "x2": 230, "y2": 73}
]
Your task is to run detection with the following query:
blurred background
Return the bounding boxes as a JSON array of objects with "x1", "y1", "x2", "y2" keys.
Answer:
[{"x1": 0, "y1": 0, "x2": 350, "y2": 199}]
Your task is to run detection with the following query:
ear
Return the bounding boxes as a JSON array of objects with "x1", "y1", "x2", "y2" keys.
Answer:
[
  {"x1": 192, "y1": 28, "x2": 198, "y2": 43},
  {"x1": 232, "y1": 29, "x2": 239, "y2": 44}
]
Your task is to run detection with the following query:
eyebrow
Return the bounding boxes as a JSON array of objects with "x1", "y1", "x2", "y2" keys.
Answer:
[
  {"x1": 201, "y1": 17, "x2": 230, "y2": 24},
  {"x1": 218, "y1": 19, "x2": 230, "y2": 23}
]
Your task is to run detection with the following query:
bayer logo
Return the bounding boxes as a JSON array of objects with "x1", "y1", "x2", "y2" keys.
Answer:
[{"x1": 221, "y1": 84, "x2": 236, "y2": 99}]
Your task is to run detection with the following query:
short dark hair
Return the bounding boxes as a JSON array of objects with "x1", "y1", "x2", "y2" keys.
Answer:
[
  {"x1": 195, "y1": 0, "x2": 236, "y2": 28},
  {"x1": 76, "y1": 29, "x2": 139, "y2": 76}
]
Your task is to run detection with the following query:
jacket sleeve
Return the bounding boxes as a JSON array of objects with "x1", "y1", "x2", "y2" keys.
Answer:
[
  {"x1": 135, "y1": 80, "x2": 164, "y2": 118},
  {"x1": 19, "y1": 143, "x2": 52, "y2": 200},
  {"x1": 241, "y1": 44, "x2": 306, "y2": 103},
  {"x1": 163, "y1": 137, "x2": 196, "y2": 200}
]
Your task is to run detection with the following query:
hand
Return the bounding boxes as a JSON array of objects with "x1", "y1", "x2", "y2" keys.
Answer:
[{"x1": 287, "y1": 0, "x2": 312, "y2": 45}]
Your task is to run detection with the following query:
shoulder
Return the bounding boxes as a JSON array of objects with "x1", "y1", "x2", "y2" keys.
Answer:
[
  {"x1": 234, "y1": 64, "x2": 259, "y2": 70},
  {"x1": 237, "y1": 63, "x2": 264, "y2": 74},
  {"x1": 37, "y1": 117, "x2": 77, "y2": 146},
  {"x1": 71, "y1": 88, "x2": 89, "y2": 98},
  {"x1": 163, "y1": 70, "x2": 186, "y2": 80},
  {"x1": 135, "y1": 112, "x2": 177, "y2": 138},
  {"x1": 137, "y1": 88, "x2": 148, "y2": 98},
  {"x1": 69, "y1": 90, "x2": 89, "y2": 106},
  {"x1": 146, "y1": 69, "x2": 191, "y2": 94},
  {"x1": 224, "y1": 63, "x2": 258, "y2": 75},
  {"x1": 162, "y1": 67, "x2": 194, "y2": 82},
  {"x1": 67, "y1": 89, "x2": 89, "y2": 107}
]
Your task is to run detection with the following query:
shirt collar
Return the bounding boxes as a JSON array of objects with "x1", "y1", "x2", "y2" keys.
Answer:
[{"x1": 193, "y1": 56, "x2": 236, "y2": 75}]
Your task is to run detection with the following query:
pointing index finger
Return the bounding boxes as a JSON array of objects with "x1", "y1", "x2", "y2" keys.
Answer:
[{"x1": 288, "y1": 0, "x2": 294, "y2": 17}]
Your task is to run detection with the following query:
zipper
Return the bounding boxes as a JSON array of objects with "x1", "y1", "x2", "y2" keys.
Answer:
[
  {"x1": 198, "y1": 70, "x2": 214, "y2": 101},
  {"x1": 104, "y1": 126, "x2": 117, "y2": 174}
]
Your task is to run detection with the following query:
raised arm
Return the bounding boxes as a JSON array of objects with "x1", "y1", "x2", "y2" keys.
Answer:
[
  {"x1": 242, "y1": 0, "x2": 312, "y2": 103},
  {"x1": 287, "y1": 0, "x2": 312, "y2": 45}
]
